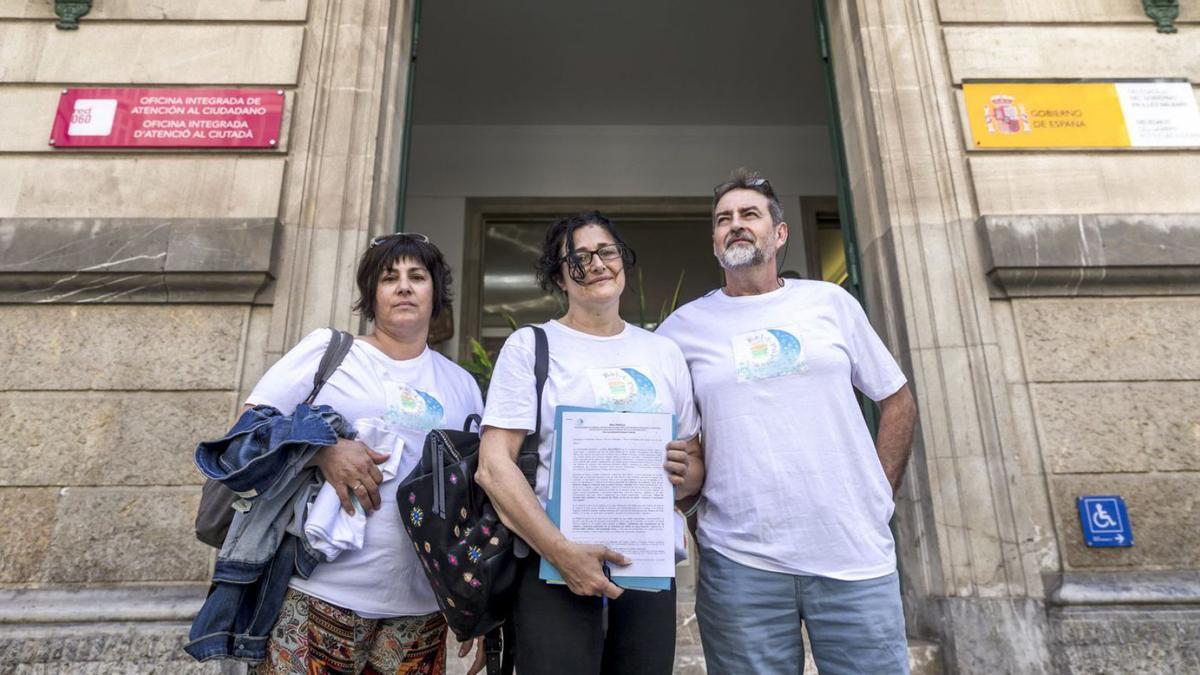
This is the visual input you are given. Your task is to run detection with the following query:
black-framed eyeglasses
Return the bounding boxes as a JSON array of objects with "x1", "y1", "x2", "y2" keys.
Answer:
[
  {"x1": 563, "y1": 244, "x2": 624, "y2": 267},
  {"x1": 369, "y1": 232, "x2": 431, "y2": 248}
]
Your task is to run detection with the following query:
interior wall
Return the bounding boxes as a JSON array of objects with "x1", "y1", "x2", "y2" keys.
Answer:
[{"x1": 407, "y1": 123, "x2": 833, "y2": 356}]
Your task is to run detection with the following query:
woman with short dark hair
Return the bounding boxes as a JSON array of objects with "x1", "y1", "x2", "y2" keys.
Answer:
[
  {"x1": 476, "y1": 211, "x2": 705, "y2": 674},
  {"x1": 248, "y1": 232, "x2": 484, "y2": 674}
]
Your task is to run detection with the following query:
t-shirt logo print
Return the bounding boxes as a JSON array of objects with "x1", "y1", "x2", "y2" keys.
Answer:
[
  {"x1": 586, "y1": 367, "x2": 659, "y2": 412},
  {"x1": 384, "y1": 382, "x2": 446, "y2": 431},
  {"x1": 731, "y1": 326, "x2": 807, "y2": 382}
]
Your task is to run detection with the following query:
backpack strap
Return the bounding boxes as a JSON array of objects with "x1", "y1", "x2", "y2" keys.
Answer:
[
  {"x1": 484, "y1": 628, "x2": 503, "y2": 675},
  {"x1": 303, "y1": 329, "x2": 355, "y2": 405},
  {"x1": 515, "y1": 325, "x2": 548, "y2": 490}
]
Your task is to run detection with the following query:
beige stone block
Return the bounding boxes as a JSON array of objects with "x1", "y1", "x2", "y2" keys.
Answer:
[
  {"x1": 938, "y1": 0, "x2": 1200, "y2": 22},
  {"x1": 0, "y1": 86, "x2": 58, "y2": 152},
  {"x1": 0, "y1": 0, "x2": 308, "y2": 21},
  {"x1": 0, "y1": 157, "x2": 285, "y2": 218},
  {"x1": 0, "y1": 305, "x2": 246, "y2": 390},
  {"x1": 1015, "y1": 298, "x2": 1200, "y2": 382},
  {"x1": 1054, "y1": 474, "x2": 1200, "y2": 569},
  {"x1": 1034, "y1": 382, "x2": 1200, "y2": 473},
  {"x1": 944, "y1": 26, "x2": 1200, "y2": 83},
  {"x1": 0, "y1": 23, "x2": 303, "y2": 85},
  {"x1": 0, "y1": 86, "x2": 295, "y2": 152},
  {"x1": 0, "y1": 391, "x2": 235, "y2": 487},
  {"x1": 44, "y1": 486, "x2": 210, "y2": 583},
  {"x1": 0, "y1": 488, "x2": 57, "y2": 582},
  {"x1": 970, "y1": 155, "x2": 1200, "y2": 216}
]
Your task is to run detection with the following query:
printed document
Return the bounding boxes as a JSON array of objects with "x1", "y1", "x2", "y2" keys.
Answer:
[{"x1": 542, "y1": 406, "x2": 676, "y2": 585}]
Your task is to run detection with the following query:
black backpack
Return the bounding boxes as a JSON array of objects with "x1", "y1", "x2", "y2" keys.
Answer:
[{"x1": 396, "y1": 326, "x2": 547, "y2": 673}]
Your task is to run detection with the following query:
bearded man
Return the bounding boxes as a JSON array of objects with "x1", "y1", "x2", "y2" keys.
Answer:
[{"x1": 656, "y1": 168, "x2": 918, "y2": 674}]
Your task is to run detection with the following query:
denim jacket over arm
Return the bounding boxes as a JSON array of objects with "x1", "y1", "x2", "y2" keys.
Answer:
[{"x1": 185, "y1": 403, "x2": 355, "y2": 662}]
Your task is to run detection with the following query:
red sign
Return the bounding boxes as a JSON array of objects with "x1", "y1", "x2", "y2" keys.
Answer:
[{"x1": 50, "y1": 88, "x2": 285, "y2": 149}]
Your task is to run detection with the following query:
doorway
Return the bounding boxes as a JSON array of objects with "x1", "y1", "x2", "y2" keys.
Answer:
[
  {"x1": 400, "y1": 0, "x2": 854, "y2": 359},
  {"x1": 459, "y1": 198, "x2": 717, "y2": 355},
  {"x1": 399, "y1": 0, "x2": 861, "y2": 595},
  {"x1": 398, "y1": 1, "x2": 870, "y2": 665}
]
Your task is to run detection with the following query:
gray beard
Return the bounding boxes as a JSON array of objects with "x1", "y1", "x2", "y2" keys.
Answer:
[{"x1": 718, "y1": 242, "x2": 765, "y2": 270}]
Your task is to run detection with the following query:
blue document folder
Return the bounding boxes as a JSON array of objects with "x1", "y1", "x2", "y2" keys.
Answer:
[{"x1": 539, "y1": 406, "x2": 674, "y2": 591}]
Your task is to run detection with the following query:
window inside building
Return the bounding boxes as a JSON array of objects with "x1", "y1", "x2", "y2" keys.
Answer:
[{"x1": 473, "y1": 208, "x2": 722, "y2": 352}]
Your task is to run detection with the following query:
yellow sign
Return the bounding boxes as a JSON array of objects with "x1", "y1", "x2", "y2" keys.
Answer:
[{"x1": 964, "y1": 81, "x2": 1200, "y2": 149}]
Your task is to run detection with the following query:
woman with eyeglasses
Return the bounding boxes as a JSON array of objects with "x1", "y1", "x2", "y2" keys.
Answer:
[
  {"x1": 246, "y1": 233, "x2": 486, "y2": 674},
  {"x1": 476, "y1": 211, "x2": 705, "y2": 674}
]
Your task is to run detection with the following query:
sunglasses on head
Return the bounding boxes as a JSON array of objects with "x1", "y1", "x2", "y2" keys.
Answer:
[
  {"x1": 369, "y1": 232, "x2": 431, "y2": 248},
  {"x1": 714, "y1": 176, "x2": 773, "y2": 195}
]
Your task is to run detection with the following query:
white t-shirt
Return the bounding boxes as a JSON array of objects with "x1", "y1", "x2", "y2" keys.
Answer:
[
  {"x1": 657, "y1": 280, "x2": 907, "y2": 581},
  {"x1": 482, "y1": 321, "x2": 701, "y2": 506},
  {"x1": 246, "y1": 329, "x2": 483, "y2": 618}
]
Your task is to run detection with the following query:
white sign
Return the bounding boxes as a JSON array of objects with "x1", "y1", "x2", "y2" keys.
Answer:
[
  {"x1": 1115, "y1": 82, "x2": 1200, "y2": 147},
  {"x1": 68, "y1": 99, "x2": 117, "y2": 136}
]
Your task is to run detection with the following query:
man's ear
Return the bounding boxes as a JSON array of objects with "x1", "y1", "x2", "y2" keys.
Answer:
[{"x1": 775, "y1": 221, "x2": 789, "y2": 250}]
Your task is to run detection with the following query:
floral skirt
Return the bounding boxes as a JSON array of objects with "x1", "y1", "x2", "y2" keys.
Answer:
[{"x1": 250, "y1": 588, "x2": 448, "y2": 675}]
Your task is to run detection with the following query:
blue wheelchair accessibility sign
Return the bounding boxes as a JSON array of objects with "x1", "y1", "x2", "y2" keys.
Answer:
[{"x1": 1077, "y1": 495, "x2": 1133, "y2": 548}]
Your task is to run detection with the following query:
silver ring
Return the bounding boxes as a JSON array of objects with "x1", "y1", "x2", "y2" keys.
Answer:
[{"x1": 353, "y1": 482, "x2": 365, "y2": 492}]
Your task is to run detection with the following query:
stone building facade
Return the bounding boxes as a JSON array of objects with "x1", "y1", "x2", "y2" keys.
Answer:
[{"x1": 0, "y1": 1, "x2": 1197, "y2": 673}]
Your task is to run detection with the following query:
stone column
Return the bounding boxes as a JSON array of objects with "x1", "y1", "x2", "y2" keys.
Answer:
[
  {"x1": 257, "y1": 0, "x2": 416, "y2": 372},
  {"x1": 824, "y1": 1, "x2": 1058, "y2": 671}
]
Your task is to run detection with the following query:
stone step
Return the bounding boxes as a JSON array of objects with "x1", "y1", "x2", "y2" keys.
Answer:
[
  {"x1": 0, "y1": 619, "x2": 940, "y2": 674},
  {"x1": 443, "y1": 639, "x2": 941, "y2": 675},
  {"x1": 0, "y1": 622, "x2": 221, "y2": 674},
  {"x1": 670, "y1": 641, "x2": 942, "y2": 675},
  {"x1": 671, "y1": 595, "x2": 942, "y2": 675}
]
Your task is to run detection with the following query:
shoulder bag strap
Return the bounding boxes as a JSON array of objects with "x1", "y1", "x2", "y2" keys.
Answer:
[
  {"x1": 515, "y1": 325, "x2": 548, "y2": 490},
  {"x1": 303, "y1": 329, "x2": 355, "y2": 405}
]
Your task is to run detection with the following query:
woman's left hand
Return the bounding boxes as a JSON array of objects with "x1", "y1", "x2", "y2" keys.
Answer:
[{"x1": 457, "y1": 636, "x2": 486, "y2": 675}]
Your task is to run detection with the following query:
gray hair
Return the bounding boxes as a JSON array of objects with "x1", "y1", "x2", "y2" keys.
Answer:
[{"x1": 712, "y1": 167, "x2": 785, "y2": 225}]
